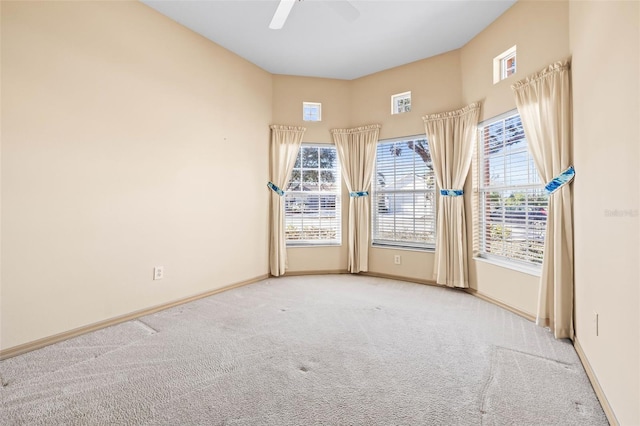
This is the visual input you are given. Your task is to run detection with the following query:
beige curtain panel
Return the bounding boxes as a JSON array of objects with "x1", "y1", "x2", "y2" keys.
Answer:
[
  {"x1": 268, "y1": 125, "x2": 306, "y2": 277},
  {"x1": 512, "y1": 61, "x2": 574, "y2": 339},
  {"x1": 331, "y1": 124, "x2": 381, "y2": 273},
  {"x1": 423, "y1": 103, "x2": 480, "y2": 288}
]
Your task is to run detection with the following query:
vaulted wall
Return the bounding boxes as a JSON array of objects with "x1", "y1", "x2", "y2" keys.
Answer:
[
  {"x1": 1, "y1": 1, "x2": 272, "y2": 349},
  {"x1": 1, "y1": 1, "x2": 637, "y2": 423}
]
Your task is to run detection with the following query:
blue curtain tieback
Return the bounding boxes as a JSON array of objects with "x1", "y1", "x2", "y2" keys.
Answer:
[
  {"x1": 440, "y1": 189, "x2": 464, "y2": 197},
  {"x1": 267, "y1": 181, "x2": 285, "y2": 196},
  {"x1": 350, "y1": 191, "x2": 369, "y2": 197},
  {"x1": 545, "y1": 166, "x2": 575, "y2": 194}
]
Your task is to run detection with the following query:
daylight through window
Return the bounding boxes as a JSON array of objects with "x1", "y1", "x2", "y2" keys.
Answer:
[
  {"x1": 302, "y1": 102, "x2": 322, "y2": 122},
  {"x1": 502, "y1": 53, "x2": 516, "y2": 79},
  {"x1": 372, "y1": 136, "x2": 436, "y2": 249},
  {"x1": 285, "y1": 145, "x2": 341, "y2": 245},
  {"x1": 477, "y1": 112, "x2": 547, "y2": 266},
  {"x1": 493, "y1": 45, "x2": 517, "y2": 84},
  {"x1": 391, "y1": 92, "x2": 411, "y2": 115}
]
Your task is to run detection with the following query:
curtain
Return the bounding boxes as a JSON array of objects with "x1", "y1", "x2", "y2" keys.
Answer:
[
  {"x1": 512, "y1": 61, "x2": 574, "y2": 339},
  {"x1": 268, "y1": 125, "x2": 306, "y2": 277},
  {"x1": 331, "y1": 124, "x2": 381, "y2": 273},
  {"x1": 423, "y1": 103, "x2": 480, "y2": 288}
]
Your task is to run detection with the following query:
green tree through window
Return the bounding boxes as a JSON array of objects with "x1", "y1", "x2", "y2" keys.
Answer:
[
  {"x1": 478, "y1": 113, "x2": 547, "y2": 266},
  {"x1": 372, "y1": 136, "x2": 436, "y2": 248},
  {"x1": 285, "y1": 145, "x2": 341, "y2": 244}
]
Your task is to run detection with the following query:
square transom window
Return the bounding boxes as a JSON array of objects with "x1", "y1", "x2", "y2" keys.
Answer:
[
  {"x1": 391, "y1": 92, "x2": 411, "y2": 115},
  {"x1": 303, "y1": 102, "x2": 322, "y2": 122},
  {"x1": 493, "y1": 46, "x2": 517, "y2": 84}
]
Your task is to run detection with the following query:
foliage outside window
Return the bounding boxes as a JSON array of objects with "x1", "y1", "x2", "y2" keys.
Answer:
[
  {"x1": 372, "y1": 136, "x2": 436, "y2": 249},
  {"x1": 285, "y1": 145, "x2": 341, "y2": 245},
  {"x1": 477, "y1": 112, "x2": 547, "y2": 266},
  {"x1": 391, "y1": 91, "x2": 411, "y2": 114}
]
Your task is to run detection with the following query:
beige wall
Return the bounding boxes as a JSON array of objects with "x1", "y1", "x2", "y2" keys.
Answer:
[
  {"x1": 570, "y1": 1, "x2": 640, "y2": 424},
  {"x1": 1, "y1": 1, "x2": 272, "y2": 349},
  {"x1": 352, "y1": 51, "x2": 464, "y2": 281},
  {"x1": 272, "y1": 1, "x2": 573, "y2": 296},
  {"x1": 272, "y1": 75, "x2": 351, "y2": 143},
  {"x1": 350, "y1": 51, "x2": 463, "y2": 140},
  {"x1": 461, "y1": 0, "x2": 571, "y2": 122},
  {"x1": 271, "y1": 75, "x2": 351, "y2": 273},
  {"x1": 460, "y1": 0, "x2": 570, "y2": 316},
  {"x1": 276, "y1": 51, "x2": 463, "y2": 278},
  {"x1": 3, "y1": 2, "x2": 639, "y2": 423}
]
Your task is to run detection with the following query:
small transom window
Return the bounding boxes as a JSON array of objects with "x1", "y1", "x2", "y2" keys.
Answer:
[
  {"x1": 303, "y1": 102, "x2": 322, "y2": 122},
  {"x1": 493, "y1": 46, "x2": 517, "y2": 84},
  {"x1": 391, "y1": 91, "x2": 411, "y2": 115}
]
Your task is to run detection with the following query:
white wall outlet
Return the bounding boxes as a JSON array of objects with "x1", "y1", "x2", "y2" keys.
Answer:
[
  {"x1": 153, "y1": 266, "x2": 164, "y2": 280},
  {"x1": 394, "y1": 255, "x2": 401, "y2": 265}
]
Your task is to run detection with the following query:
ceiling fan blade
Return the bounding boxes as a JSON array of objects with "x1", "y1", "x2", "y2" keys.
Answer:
[
  {"x1": 325, "y1": 0, "x2": 360, "y2": 23},
  {"x1": 269, "y1": 0, "x2": 296, "y2": 30}
]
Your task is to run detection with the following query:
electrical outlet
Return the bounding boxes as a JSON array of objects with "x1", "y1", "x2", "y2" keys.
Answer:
[
  {"x1": 394, "y1": 255, "x2": 401, "y2": 265},
  {"x1": 594, "y1": 312, "x2": 599, "y2": 336},
  {"x1": 154, "y1": 266, "x2": 164, "y2": 280}
]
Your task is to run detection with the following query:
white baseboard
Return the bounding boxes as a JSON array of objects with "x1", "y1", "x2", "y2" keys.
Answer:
[
  {"x1": 2, "y1": 271, "x2": 619, "y2": 426},
  {"x1": 0, "y1": 274, "x2": 269, "y2": 360},
  {"x1": 573, "y1": 338, "x2": 618, "y2": 426},
  {"x1": 464, "y1": 288, "x2": 536, "y2": 322},
  {"x1": 360, "y1": 271, "x2": 439, "y2": 287}
]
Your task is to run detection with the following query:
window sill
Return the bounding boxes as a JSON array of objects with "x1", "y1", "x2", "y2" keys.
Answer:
[
  {"x1": 474, "y1": 255, "x2": 542, "y2": 277},
  {"x1": 287, "y1": 242, "x2": 342, "y2": 248},
  {"x1": 371, "y1": 243, "x2": 435, "y2": 253}
]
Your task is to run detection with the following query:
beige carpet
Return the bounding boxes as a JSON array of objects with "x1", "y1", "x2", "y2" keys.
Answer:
[{"x1": 0, "y1": 275, "x2": 607, "y2": 425}]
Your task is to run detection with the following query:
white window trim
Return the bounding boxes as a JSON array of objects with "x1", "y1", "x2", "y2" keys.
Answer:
[
  {"x1": 501, "y1": 51, "x2": 517, "y2": 80},
  {"x1": 302, "y1": 102, "x2": 322, "y2": 122},
  {"x1": 285, "y1": 143, "x2": 341, "y2": 246},
  {"x1": 390, "y1": 91, "x2": 411, "y2": 115},
  {"x1": 474, "y1": 254, "x2": 542, "y2": 277},
  {"x1": 475, "y1": 109, "x2": 547, "y2": 271},
  {"x1": 493, "y1": 45, "x2": 517, "y2": 84},
  {"x1": 372, "y1": 134, "x2": 436, "y2": 251}
]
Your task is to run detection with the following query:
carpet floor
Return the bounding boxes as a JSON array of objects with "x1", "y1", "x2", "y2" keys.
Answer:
[{"x1": 0, "y1": 275, "x2": 607, "y2": 425}]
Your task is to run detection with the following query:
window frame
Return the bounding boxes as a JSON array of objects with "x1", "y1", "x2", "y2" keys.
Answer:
[
  {"x1": 493, "y1": 45, "x2": 517, "y2": 84},
  {"x1": 302, "y1": 102, "x2": 322, "y2": 122},
  {"x1": 501, "y1": 51, "x2": 517, "y2": 79},
  {"x1": 475, "y1": 110, "x2": 547, "y2": 271},
  {"x1": 285, "y1": 143, "x2": 341, "y2": 247},
  {"x1": 390, "y1": 91, "x2": 412, "y2": 115},
  {"x1": 371, "y1": 135, "x2": 436, "y2": 251}
]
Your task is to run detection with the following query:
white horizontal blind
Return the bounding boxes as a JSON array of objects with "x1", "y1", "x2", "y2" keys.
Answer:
[
  {"x1": 372, "y1": 137, "x2": 436, "y2": 249},
  {"x1": 285, "y1": 145, "x2": 341, "y2": 245},
  {"x1": 478, "y1": 113, "x2": 548, "y2": 265}
]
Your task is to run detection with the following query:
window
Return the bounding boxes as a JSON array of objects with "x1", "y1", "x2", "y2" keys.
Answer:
[
  {"x1": 285, "y1": 145, "x2": 341, "y2": 245},
  {"x1": 391, "y1": 91, "x2": 411, "y2": 114},
  {"x1": 493, "y1": 45, "x2": 517, "y2": 83},
  {"x1": 502, "y1": 52, "x2": 516, "y2": 79},
  {"x1": 302, "y1": 102, "x2": 321, "y2": 122},
  {"x1": 372, "y1": 136, "x2": 436, "y2": 249},
  {"x1": 477, "y1": 112, "x2": 547, "y2": 266}
]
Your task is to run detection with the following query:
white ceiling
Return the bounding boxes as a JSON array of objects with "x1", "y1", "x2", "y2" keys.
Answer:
[{"x1": 141, "y1": 0, "x2": 516, "y2": 80}]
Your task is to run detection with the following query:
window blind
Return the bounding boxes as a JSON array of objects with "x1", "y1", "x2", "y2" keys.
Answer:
[
  {"x1": 477, "y1": 113, "x2": 548, "y2": 265},
  {"x1": 372, "y1": 137, "x2": 436, "y2": 249},
  {"x1": 285, "y1": 145, "x2": 341, "y2": 245}
]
